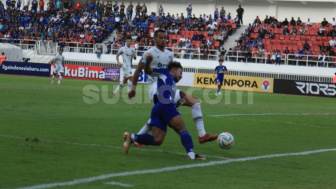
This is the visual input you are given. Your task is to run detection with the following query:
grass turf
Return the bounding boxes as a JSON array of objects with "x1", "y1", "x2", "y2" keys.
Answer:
[{"x1": 0, "y1": 74, "x2": 335, "y2": 189}]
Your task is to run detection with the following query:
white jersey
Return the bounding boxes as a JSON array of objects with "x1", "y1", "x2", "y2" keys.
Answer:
[
  {"x1": 118, "y1": 46, "x2": 136, "y2": 69},
  {"x1": 54, "y1": 54, "x2": 64, "y2": 68},
  {"x1": 141, "y1": 46, "x2": 177, "y2": 102},
  {"x1": 141, "y1": 46, "x2": 173, "y2": 84}
]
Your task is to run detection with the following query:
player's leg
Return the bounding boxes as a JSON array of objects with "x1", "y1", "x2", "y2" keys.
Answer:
[
  {"x1": 132, "y1": 119, "x2": 151, "y2": 148},
  {"x1": 218, "y1": 80, "x2": 223, "y2": 95},
  {"x1": 51, "y1": 65, "x2": 58, "y2": 84},
  {"x1": 123, "y1": 114, "x2": 167, "y2": 154},
  {"x1": 135, "y1": 82, "x2": 156, "y2": 136},
  {"x1": 169, "y1": 115, "x2": 205, "y2": 160},
  {"x1": 113, "y1": 76, "x2": 127, "y2": 96},
  {"x1": 51, "y1": 71, "x2": 56, "y2": 84},
  {"x1": 127, "y1": 76, "x2": 133, "y2": 92},
  {"x1": 177, "y1": 90, "x2": 218, "y2": 144},
  {"x1": 57, "y1": 72, "x2": 64, "y2": 85}
]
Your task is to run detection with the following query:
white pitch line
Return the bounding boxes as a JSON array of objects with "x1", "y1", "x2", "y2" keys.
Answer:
[
  {"x1": 104, "y1": 181, "x2": 133, "y2": 187},
  {"x1": 0, "y1": 134, "x2": 228, "y2": 160},
  {"x1": 16, "y1": 148, "x2": 336, "y2": 189},
  {"x1": 208, "y1": 112, "x2": 336, "y2": 117}
]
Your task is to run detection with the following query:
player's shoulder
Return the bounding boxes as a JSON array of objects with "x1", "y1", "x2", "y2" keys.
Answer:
[
  {"x1": 153, "y1": 67, "x2": 170, "y2": 75},
  {"x1": 145, "y1": 46, "x2": 156, "y2": 53}
]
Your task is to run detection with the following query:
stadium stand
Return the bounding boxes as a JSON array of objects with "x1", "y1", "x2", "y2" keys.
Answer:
[
  {"x1": 0, "y1": 0, "x2": 335, "y2": 68},
  {"x1": 229, "y1": 15, "x2": 336, "y2": 67}
]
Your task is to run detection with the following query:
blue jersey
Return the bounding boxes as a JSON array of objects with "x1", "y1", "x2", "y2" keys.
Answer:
[
  {"x1": 215, "y1": 65, "x2": 227, "y2": 80},
  {"x1": 152, "y1": 67, "x2": 176, "y2": 103},
  {"x1": 149, "y1": 67, "x2": 180, "y2": 132}
]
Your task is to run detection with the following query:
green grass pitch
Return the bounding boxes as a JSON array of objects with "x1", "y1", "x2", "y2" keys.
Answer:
[{"x1": 0, "y1": 74, "x2": 335, "y2": 189}]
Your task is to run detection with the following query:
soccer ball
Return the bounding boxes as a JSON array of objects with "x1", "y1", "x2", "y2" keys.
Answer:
[{"x1": 217, "y1": 132, "x2": 234, "y2": 149}]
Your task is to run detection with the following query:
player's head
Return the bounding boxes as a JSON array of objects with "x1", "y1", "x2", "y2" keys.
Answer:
[
  {"x1": 154, "y1": 29, "x2": 167, "y2": 50},
  {"x1": 126, "y1": 36, "x2": 132, "y2": 47},
  {"x1": 167, "y1": 61, "x2": 183, "y2": 82},
  {"x1": 58, "y1": 49, "x2": 63, "y2": 55},
  {"x1": 219, "y1": 59, "x2": 223, "y2": 65}
]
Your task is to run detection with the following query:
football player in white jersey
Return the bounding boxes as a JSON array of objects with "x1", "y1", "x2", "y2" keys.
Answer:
[
  {"x1": 128, "y1": 30, "x2": 218, "y2": 147},
  {"x1": 51, "y1": 49, "x2": 65, "y2": 85},
  {"x1": 113, "y1": 37, "x2": 137, "y2": 96}
]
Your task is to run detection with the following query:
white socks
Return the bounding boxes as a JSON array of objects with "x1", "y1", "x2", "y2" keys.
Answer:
[
  {"x1": 192, "y1": 103, "x2": 206, "y2": 137},
  {"x1": 57, "y1": 75, "x2": 62, "y2": 84},
  {"x1": 52, "y1": 75, "x2": 55, "y2": 82},
  {"x1": 138, "y1": 119, "x2": 152, "y2": 134},
  {"x1": 188, "y1": 152, "x2": 196, "y2": 160},
  {"x1": 127, "y1": 81, "x2": 132, "y2": 92},
  {"x1": 114, "y1": 82, "x2": 124, "y2": 93}
]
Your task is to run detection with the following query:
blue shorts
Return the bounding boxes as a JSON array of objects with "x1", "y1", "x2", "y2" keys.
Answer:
[
  {"x1": 216, "y1": 78, "x2": 223, "y2": 86},
  {"x1": 150, "y1": 102, "x2": 181, "y2": 132}
]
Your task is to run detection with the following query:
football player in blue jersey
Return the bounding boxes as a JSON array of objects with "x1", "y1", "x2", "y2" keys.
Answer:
[
  {"x1": 128, "y1": 30, "x2": 218, "y2": 147},
  {"x1": 213, "y1": 59, "x2": 228, "y2": 96},
  {"x1": 123, "y1": 60, "x2": 205, "y2": 160}
]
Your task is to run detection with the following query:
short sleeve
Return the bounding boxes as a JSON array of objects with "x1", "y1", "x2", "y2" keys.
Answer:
[
  {"x1": 118, "y1": 47, "x2": 123, "y2": 54},
  {"x1": 141, "y1": 50, "x2": 149, "y2": 63}
]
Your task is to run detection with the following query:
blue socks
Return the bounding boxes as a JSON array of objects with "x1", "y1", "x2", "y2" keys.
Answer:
[
  {"x1": 180, "y1": 131, "x2": 194, "y2": 153},
  {"x1": 134, "y1": 131, "x2": 195, "y2": 153},
  {"x1": 217, "y1": 85, "x2": 221, "y2": 93},
  {"x1": 134, "y1": 134, "x2": 154, "y2": 145}
]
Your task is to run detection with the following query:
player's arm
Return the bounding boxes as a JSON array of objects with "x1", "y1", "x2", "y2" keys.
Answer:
[
  {"x1": 116, "y1": 52, "x2": 122, "y2": 67},
  {"x1": 213, "y1": 67, "x2": 217, "y2": 77},
  {"x1": 224, "y1": 67, "x2": 228, "y2": 74},
  {"x1": 128, "y1": 61, "x2": 144, "y2": 98},
  {"x1": 128, "y1": 54, "x2": 152, "y2": 98},
  {"x1": 144, "y1": 58, "x2": 153, "y2": 75},
  {"x1": 132, "y1": 48, "x2": 137, "y2": 60}
]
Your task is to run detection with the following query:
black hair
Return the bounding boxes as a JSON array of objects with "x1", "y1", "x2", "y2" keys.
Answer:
[
  {"x1": 154, "y1": 29, "x2": 166, "y2": 37},
  {"x1": 167, "y1": 61, "x2": 183, "y2": 71},
  {"x1": 126, "y1": 36, "x2": 132, "y2": 40},
  {"x1": 219, "y1": 59, "x2": 224, "y2": 62}
]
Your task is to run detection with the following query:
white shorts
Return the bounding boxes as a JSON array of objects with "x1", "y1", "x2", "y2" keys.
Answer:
[
  {"x1": 122, "y1": 67, "x2": 132, "y2": 78},
  {"x1": 148, "y1": 81, "x2": 181, "y2": 104},
  {"x1": 55, "y1": 65, "x2": 64, "y2": 74}
]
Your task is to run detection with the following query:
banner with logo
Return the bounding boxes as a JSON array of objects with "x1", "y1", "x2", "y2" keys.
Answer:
[
  {"x1": 274, "y1": 79, "x2": 336, "y2": 98},
  {"x1": 194, "y1": 73, "x2": 274, "y2": 93},
  {"x1": 50, "y1": 64, "x2": 120, "y2": 81},
  {"x1": 0, "y1": 61, "x2": 50, "y2": 77}
]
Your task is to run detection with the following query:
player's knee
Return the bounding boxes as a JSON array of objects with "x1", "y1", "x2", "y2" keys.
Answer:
[
  {"x1": 184, "y1": 93, "x2": 200, "y2": 105},
  {"x1": 153, "y1": 138, "x2": 163, "y2": 146}
]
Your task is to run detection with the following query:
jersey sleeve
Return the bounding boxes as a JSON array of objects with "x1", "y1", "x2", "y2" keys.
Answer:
[
  {"x1": 132, "y1": 48, "x2": 136, "y2": 55},
  {"x1": 224, "y1": 66, "x2": 228, "y2": 71},
  {"x1": 215, "y1": 66, "x2": 218, "y2": 71},
  {"x1": 140, "y1": 50, "x2": 149, "y2": 63},
  {"x1": 117, "y1": 47, "x2": 123, "y2": 54}
]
